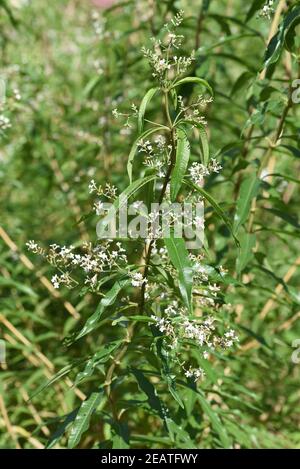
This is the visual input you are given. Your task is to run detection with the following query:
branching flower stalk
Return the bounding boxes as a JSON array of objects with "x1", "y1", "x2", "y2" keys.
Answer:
[{"x1": 139, "y1": 91, "x2": 177, "y2": 315}]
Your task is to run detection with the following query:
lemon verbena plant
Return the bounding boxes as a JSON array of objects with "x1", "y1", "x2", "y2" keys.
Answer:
[{"x1": 25, "y1": 12, "x2": 241, "y2": 449}]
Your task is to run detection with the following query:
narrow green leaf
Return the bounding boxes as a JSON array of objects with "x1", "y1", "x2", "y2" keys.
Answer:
[
  {"x1": 198, "y1": 124, "x2": 209, "y2": 166},
  {"x1": 197, "y1": 390, "x2": 231, "y2": 448},
  {"x1": 112, "y1": 422, "x2": 130, "y2": 449},
  {"x1": 198, "y1": 33, "x2": 258, "y2": 54},
  {"x1": 138, "y1": 87, "x2": 159, "y2": 133},
  {"x1": 164, "y1": 419, "x2": 196, "y2": 448},
  {"x1": 280, "y1": 145, "x2": 300, "y2": 159},
  {"x1": 263, "y1": 207, "x2": 300, "y2": 229},
  {"x1": 83, "y1": 75, "x2": 102, "y2": 97},
  {"x1": 238, "y1": 325, "x2": 271, "y2": 349},
  {"x1": 29, "y1": 360, "x2": 85, "y2": 399},
  {"x1": 172, "y1": 77, "x2": 213, "y2": 96},
  {"x1": 0, "y1": 277, "x2": 38, "y2": 298},
  {"x1": 132, "y1": 368, "x2": 164, "y2": 416},
  {"x1": 164, "y1": 236, "x2": 193, "y2": 313},
  {"x1": 170, "y1": 126, "x2": 190, "y2": 201},
  {"x1": 154, "y1": 339, "x2": 185, "y2": 409},
  {"x1": 263, "y1": 6, "x2": 300, "y2": 69},
  {"x1": 128, "y1": 315, "x2": 156, "y2": 323},
  {"x1": 68, "y1": 390, "x2": 103, "y2": 448},
  {"x1": 231, "y1": 71, "x2": 254, "y2": 96},
  {"x1": 0, "y1": 0, "x2": 18, "y2": 27},
  {"x1": 74, "y1": 341, "x2": 122, "y2": 386},
  {"x1": 46, "y1": 408, "x2": 79, "y2": 449},
  {"x1": 233, "y1": 174, "x2": 260, "y2": 234},
  {"x1": 65, "y1": 279, "x2": 130, "y2": 344},
  {"x1": 183, "y1": 179, "x2": 239, "y2": 246},
  {"x1": 177, "y1": 119, "x2": 209, "y2": 165},
  {"x1": 236, "y1": 231, "x2": 256, "y2": 274}
]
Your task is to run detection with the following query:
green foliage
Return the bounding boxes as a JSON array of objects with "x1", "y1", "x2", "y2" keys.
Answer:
[{"x1": 0, "y1": 0, "x2": 300, "y2": 450}]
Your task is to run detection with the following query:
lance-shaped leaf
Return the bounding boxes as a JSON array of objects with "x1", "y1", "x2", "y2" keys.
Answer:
[
  {"x1": 46, "y1": 408, "x2": 79, "y2": 449},
  {"x1": 131, "y1": 368, "x2": 179, "y2": 442},
  {"x1": 68, "y1": 390, "x2": 103, "y2": 448},
  {"x1": 170, "y1": 126, "x2": 190, "y2": 201},
  {"x1": 74, "y1": 340, "x2": 122, "y2": 386},
  {"x1": 183, "y1": 179, "x2": 239, "y2": 246},
  {"x1": 29, "y1": 359, "x2": 85, "y2": 399},
  {"x1": 164, "y1": 236, "x2": 193, "y2": 313},
  {"x1": 197, "y1": 390, "x2": 231, "y2": 448},
  {"x1": 138, "y1": 87, "x2": 159, "y2": 133},
  {"x1": 65, "y1": 278, "x2": 130, "y2": 344},
  {"x1": 132, "y1": 368, "x2": 165, "y2": 417},
  {"x1": 198, "y1": 124, "x2": 209, "y2": 166},
  {"x1": 176, "y1": 119, "x2": 209, "y2": 166},
  {"x1": 263, "y1": 5, "x2": 300, "y2": 69},
  {"x1": 233, "y1": 174, "x2": 260, "y2": 234},
  {"x1": 171, "y1": 77, "x2": 213, "y2": 96},
  {"x1": 236, "y1": 231, "x2": 256, "y2": 275},
  {"x1": 155, "y1": 338, "x2": 184, "y2": 409}
]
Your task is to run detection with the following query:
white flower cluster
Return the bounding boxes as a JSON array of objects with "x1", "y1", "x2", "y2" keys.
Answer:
[
  {"x1": 0, "y1": 115, "x2": 11, "y2": 131},
  {"x1": 88, "y1": 179, "x2": 97, "y2": 193},
  {"x1": 137, "y1": 136, "x2": 171, "y2": 178},
  {"x1": 259, "y1": 1, "x2": 275, "y2": 19},
  {"x1": 189, "y1": 158, "x2": 222, "y2": 186},
  {"x1": 193, "y1": 281, "x2": 223, "y2": 309},
  {"x1": 151, "y1": 305, "x2": 238, "y2": 381},
  {"x1": 26, "y1": 240, "x2": 44, "y2": 255},
  {"x1": 26, "y1": 240, "x2": 127, "y2": 290},
  {"x1": 93, "y1": 200, "x2": 104, "y2": 216},
  {"x1": 13, "y1": 88, "x2": 21, "y2": 101},
  {"x1": 177, "y1": 94, "x2": 213, "y2": 126},
  {"x1": 184, "y1": 367, "x2": 205, "y2": 380},
  {"x1": 137, "y1": 139, "x2": 154, "y2": 156},
  {"x1": 129, "y1": 272, "x2": 148, "y2": 288},
  {"x1": 142, "y1": 11, "x2": 195, "y2": 85},
  {"x1": 91, "y1": 10, "x2": 107, "y2": 39},
  {"x1": 51, "y1": 272, "x2": 73, "y2": 290},
  {"x1": 152, "y1": 243, "x2": 168, "y2": 259},
  {"x1": 89, "y1": 180, "x2": 118, "y2": 199},
  {"x1": 112, "y1": 103, "x2": 138, "y2": 128},
  {"x1": 169, "y1": 10, "x2": 184, "y2": 28},
  {"x1": 142, "y1": 45, "x2": 195, "y2": 83},
  {"x1": 89, "y1": 181, "x2": 118, "y2": 217}
]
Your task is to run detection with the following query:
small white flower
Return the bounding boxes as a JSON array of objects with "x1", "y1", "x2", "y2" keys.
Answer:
[
  {"x1": 51, "y1": 275, "x2": 60, "y2": 289},
  {"x1": 93, "y1": 201, "x2": 104, "y2": 216},
  {"x1": 0, "y1": 115, "x2": 11, "y2": 130},
  {"x1": 189, "y1": 162, "x2": 210, "y2": 185},
  {"x1": 130, "y1": 272, "x2": 147, "y2": 288},
  {"x1": 89, "y1": 179, "x2": 97, "y2": 194},
  {"x1": 26, "y1": 240, "x2": 38, "y2": 251}
]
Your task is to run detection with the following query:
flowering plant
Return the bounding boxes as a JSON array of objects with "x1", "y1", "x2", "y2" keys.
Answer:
[{"x1": 1, "y1": 0, "x2": 300, "y2": 450}]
